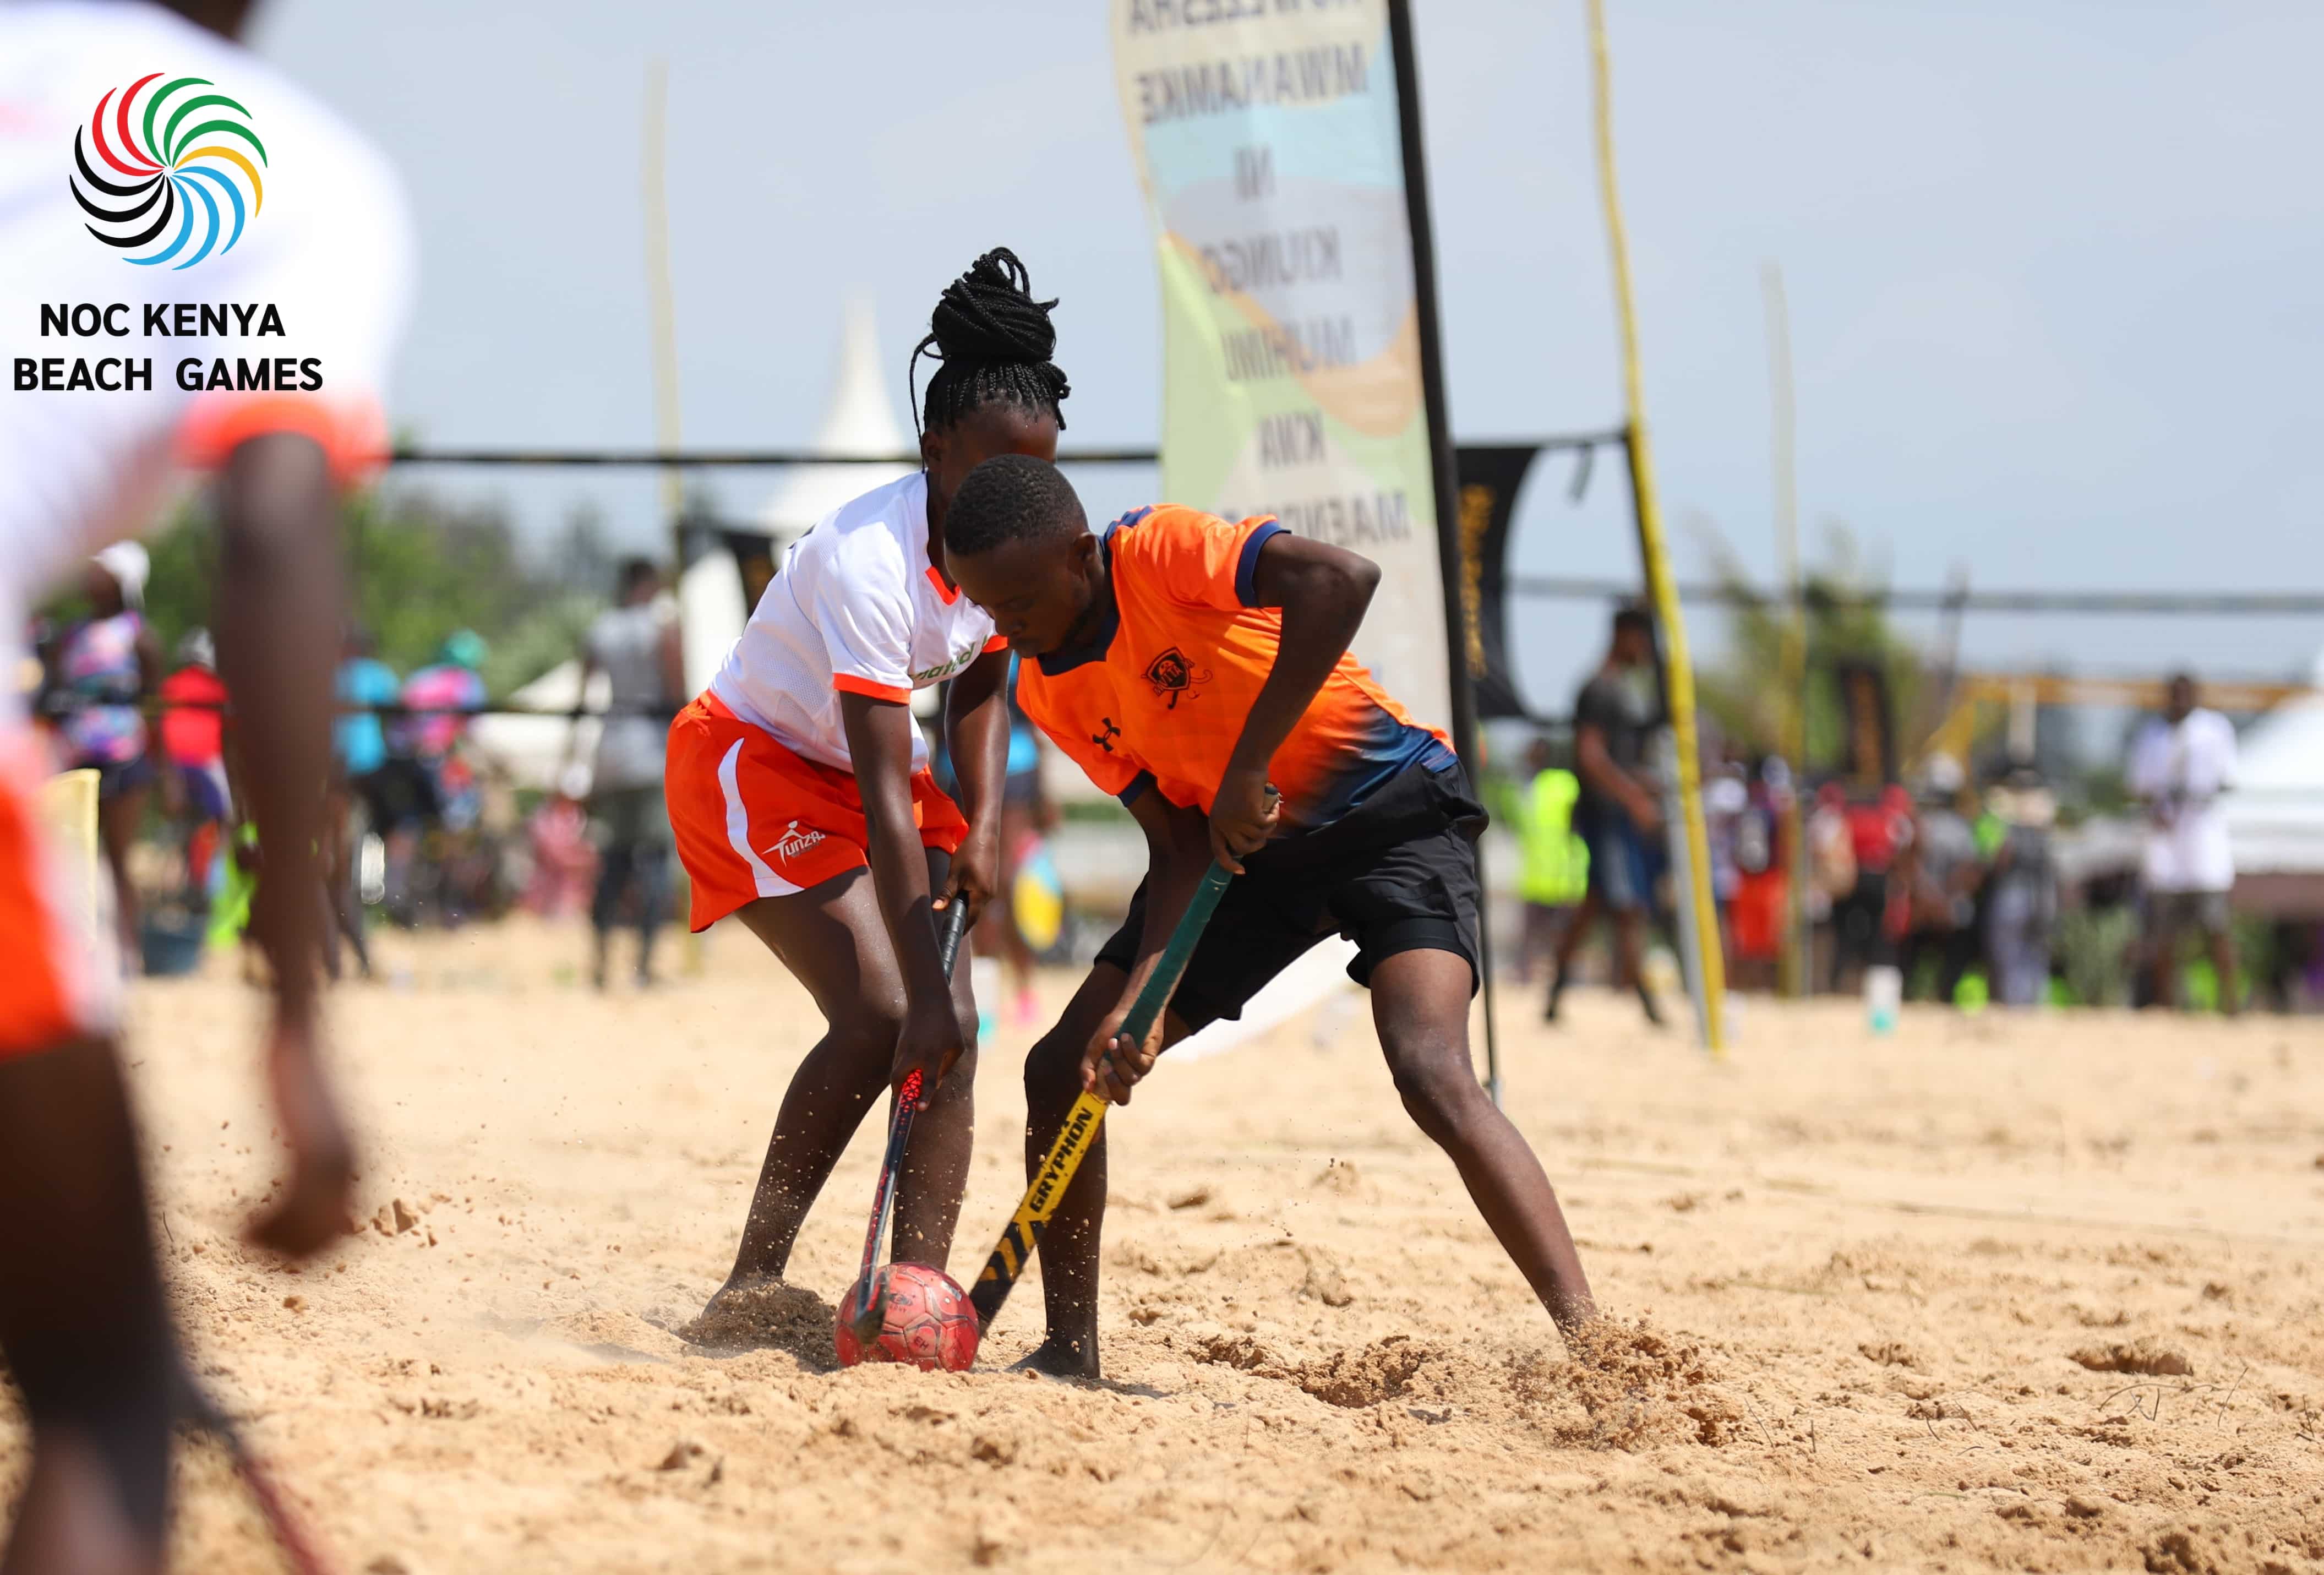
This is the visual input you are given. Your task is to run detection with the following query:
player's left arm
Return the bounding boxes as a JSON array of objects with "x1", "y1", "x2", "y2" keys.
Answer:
[
  {"x1": 940, "y1": 647, "x2": 1012, "y2": 924},
  {"x1": 1212, "y1": 533, "x2": 1380, "y2": 871}
]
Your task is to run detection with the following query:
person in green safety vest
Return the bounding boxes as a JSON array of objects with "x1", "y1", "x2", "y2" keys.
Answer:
[{"x1": 1510, "y1": 737, "x2": 1589, "y2": 982}]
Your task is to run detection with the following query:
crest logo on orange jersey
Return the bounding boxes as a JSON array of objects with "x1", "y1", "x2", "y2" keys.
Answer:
[{"x1": 1142, "y1": 646, "x2": 1210, "y2": 710}]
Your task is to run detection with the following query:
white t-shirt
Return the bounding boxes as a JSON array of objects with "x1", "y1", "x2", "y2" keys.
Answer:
[
  {"x1": 586, "y1": 601, "x2": 674, "y2": 792},
  {"x1": 709, "y1": 472, "x2": 1002, "y2": 775},
  {"x1": 2126, "y1": 707, "x2": 2237, "y2": 893},
  {"x1": 0, "y1": 1, "x2": 414, "y2": 702}
]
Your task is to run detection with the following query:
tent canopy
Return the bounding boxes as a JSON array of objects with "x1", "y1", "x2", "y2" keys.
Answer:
[
  {"x1": 2223, "y1": 650, "x2": 2324, "y2": 880},
  {"x1": 758, "y1": 290, "x2": 916, "y2": 551}
]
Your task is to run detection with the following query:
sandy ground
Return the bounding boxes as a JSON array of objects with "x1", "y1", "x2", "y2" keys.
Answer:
[{"x1": 6, "y1": 917, "x2": 2324, "y2": 1573}]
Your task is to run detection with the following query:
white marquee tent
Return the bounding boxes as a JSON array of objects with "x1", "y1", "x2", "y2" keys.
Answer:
[
  {"x1": 2224, "y1": 652, "x2": 2324, "y2": 897},
  {"x1": 675, "y1": 292, "x2": 914, "y2": 694}
]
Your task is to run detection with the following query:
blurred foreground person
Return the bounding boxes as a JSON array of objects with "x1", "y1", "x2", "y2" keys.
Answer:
[
  {"x1": 0, "y1": 0, "x2": 412, "y2": 1567},
  {"x1": 576, "y1": 558, "x2": 681, "y2": 988},
  {"x1": 2127, "y1": 673, "x2": 2240, "y2": 1012}
]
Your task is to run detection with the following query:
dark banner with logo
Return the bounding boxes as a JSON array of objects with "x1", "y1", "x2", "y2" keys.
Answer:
[
  {"x1": 1453, "y1": 444, "x2": 1542, "y2": 721},
  {"x1": 721, "y1": 529, "x2": 779, "y2": 618}
]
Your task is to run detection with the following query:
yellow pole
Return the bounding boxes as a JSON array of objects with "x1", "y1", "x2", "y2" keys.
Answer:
[
  {"x1": 1763, "y1": 262, "x2": 1809, "y2": 999},
  {"x1": 1589, "y1": 0, "x2": 1726, "y2": 1055},
  {"x1": 642, "y1": 58, "x2": 684, "y2": 535},
  {"x1": 641, "y1": 59, "x2": 699, "y2": 972}
]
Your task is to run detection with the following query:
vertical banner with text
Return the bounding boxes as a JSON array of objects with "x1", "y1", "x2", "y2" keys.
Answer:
[{"x1": 1112, "y1": 0, "x2": 1451, "y2": 733}]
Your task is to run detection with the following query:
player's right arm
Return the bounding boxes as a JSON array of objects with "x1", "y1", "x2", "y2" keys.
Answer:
[
  {"x1": 211, "y1": 431, "x2": 356, "y2": 1258},
  {"x1": 1082, "y1": 780, "x2": 1213, "y2": 1105}
]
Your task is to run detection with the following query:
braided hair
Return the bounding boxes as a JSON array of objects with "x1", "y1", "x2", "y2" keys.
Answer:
[{"x1": 910, "y1": 248, "x2": 1071, "y2": 437}]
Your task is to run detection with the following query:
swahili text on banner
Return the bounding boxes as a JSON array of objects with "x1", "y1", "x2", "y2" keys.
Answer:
[{"x1": 1111, "y1": 0, "x2": 1450, "y2": 732}]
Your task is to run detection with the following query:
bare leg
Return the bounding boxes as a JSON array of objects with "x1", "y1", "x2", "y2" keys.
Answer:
[
  {"x1": 2210, "y1": 925, "x2": 2240, "y2": 1016},
  {"x1": 2149, "y1": 922, "x2": 2179, "y2": 1010},
  {"x1": 1609, "y1": 908, "x2": 1663, "y2": 1023},
  {"x1": 632, "y1": 842, "x2": 670, "y2": 985},
  {"x1": 710, "y1": 851, "x2": 977, "y2": 1296},
  {"x1": 1545, "y1": 889, "x2": 1601, "y2": 1021},
  {"x1": 0, "y1": 1037, "x2": 176, "y2": 1575},
  {"x1": 588, "y1": 837, "x2": 632, "y2": 990},
  {"x1": 1014, "y1": 967, "x2": 1191, "y2": 1380},
  {"x1": 1370, "y1": 948, "x2": 1597, "y2": 1331},
  {"x1": 96, "y1": 786, "x2": 147, "y2": 968}
]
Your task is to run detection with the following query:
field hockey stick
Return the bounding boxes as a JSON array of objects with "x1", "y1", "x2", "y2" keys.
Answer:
[
  {"x1": 969, "y1": 859, "x2": 1235, "y2": 1332},
  {"x1": 846, "y1": 899, "x2": 973, "y2": 1346},
  {"x1": 178, "y1": 1370, "x2": 336, "y2": 1575}
]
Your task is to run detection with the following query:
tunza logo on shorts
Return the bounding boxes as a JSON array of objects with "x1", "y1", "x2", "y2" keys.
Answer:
[
  {"x1": 764, "y1": 820, "x2": 826, "y2": 863},
  {"x1": 72, "y1": 73, "x2": 266, "y2": 270}
]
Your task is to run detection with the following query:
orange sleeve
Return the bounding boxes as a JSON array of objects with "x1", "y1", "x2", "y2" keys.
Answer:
[
  {"x1": 177, "y1": 391, "x2": 389, "y2": 488},
  {"x1": 982, "y1": 635, "x2": 1010, "y2": 653},
  {"x1": 833, "y1": 673, "x2": 912, "y2": 704},
  {"x1": 1120, "y1": 506, "x2": 1284, "y2": 612}
]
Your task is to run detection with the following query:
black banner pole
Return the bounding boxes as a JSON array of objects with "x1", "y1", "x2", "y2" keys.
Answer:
[{"x1": 1388, "y1": 0, "x2": 1504, "y2": 1107}]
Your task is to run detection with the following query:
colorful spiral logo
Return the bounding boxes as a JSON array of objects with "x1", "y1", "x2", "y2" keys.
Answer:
[{"x1": 70, "y1": 73, "x2": 266, "y2": 269}]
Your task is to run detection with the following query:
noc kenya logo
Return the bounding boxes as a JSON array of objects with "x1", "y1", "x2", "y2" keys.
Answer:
[
  {"x1": 70, "y1": 73, "x2": 267, "y2": 269},
  {"x1": 1143, "y1": 646, "x2": 1211, "y2": 710}
]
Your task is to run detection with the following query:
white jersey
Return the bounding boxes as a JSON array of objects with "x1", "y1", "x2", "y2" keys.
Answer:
[
  {"x1": 0, "y1": 1, "x2": 414, "y2": 694},
  {"x1": 710, "y1": 472, "x2": 1001, "y2": 775},
  {"x1": 2127, "y1": 707, "x2": 2238, "y2": 893}
]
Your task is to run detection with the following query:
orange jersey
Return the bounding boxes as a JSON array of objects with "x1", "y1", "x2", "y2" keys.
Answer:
[{"x1": 1017, "y1": 505, "x2": 1450, "y2": 833}]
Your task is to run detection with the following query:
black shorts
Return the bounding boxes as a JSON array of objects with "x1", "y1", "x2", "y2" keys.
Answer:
[
  {"x1": 79, "y1": 754, "x2": 155, "y2": 802},
  {"x1": 1095, "y1": 756, "x2": 1485, "y2": 1033},
  {"x1": 352, "y1": 757, "x2": 438, "y2": 833}
]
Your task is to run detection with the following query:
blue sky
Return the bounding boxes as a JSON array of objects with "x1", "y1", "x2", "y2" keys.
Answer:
[{"x1": 250, "y1": 0, "x2": 2324, "y2": 712}]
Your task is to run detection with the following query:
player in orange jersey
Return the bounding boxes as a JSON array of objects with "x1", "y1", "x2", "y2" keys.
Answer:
[{"x1": 941, "y1": 456, "x2": 1595, "y2": 1378}]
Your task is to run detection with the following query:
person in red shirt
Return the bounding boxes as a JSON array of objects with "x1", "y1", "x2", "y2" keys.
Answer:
[
  {"x1": 942, "y1": 455, "x2": 1596, "y2": 1378},
  {"x1": 157, "y1": 629, "x2": 232, "y2": 889}
]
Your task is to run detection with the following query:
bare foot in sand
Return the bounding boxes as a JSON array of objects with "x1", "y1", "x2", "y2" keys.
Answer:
[
  {"x1": 678, "y1": 1274, "x2": 835, "y2": 1360},
  {"x1": 1009, "y1": 1336, "x2": 1099, "y2": 1381}
]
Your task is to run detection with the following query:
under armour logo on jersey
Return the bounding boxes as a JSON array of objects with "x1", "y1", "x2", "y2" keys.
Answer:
[
  {"x1": 1143, "y1": 646, "x2": 1211, "y2": 711},
  {"x1": 1092, "y1": 718, "x2": 1121, "y2": 753}
]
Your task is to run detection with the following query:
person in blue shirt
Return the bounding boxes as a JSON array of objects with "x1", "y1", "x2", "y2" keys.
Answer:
[
  {"x1": 325, "y1": 629, "x2": 405, "y2": 977},
  {"x1": 335, "y1": 627, "x2": 400, "y2": 784}
]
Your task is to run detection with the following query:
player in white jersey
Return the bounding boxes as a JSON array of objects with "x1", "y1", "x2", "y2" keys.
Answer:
[
  {"x1": 0, "y1": 3, "x2": 412, "y2": 1567},
  {"x1": 666, "y1": 252, "x2": 1067, "y2": 1318}
]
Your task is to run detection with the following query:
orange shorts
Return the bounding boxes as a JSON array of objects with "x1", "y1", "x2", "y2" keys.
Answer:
[
  {"x1": 1, "y1": 735, "x2": 108, "y2": 1060},
  {"x1": 666, "y1": 693, "x2": 969, "y2": 932}
]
